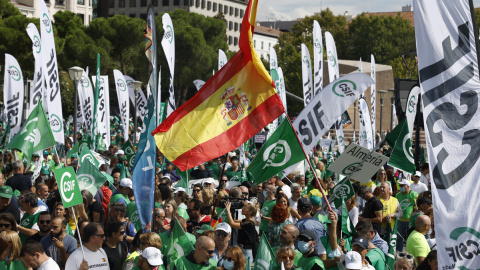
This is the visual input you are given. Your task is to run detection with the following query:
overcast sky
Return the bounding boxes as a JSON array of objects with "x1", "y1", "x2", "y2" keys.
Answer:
[{"x1": 256, "y1": 0, "x2": 480, "y2": 21}]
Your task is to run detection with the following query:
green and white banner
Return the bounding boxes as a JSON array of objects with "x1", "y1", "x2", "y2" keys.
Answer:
[
  {"x1": 277, "y1": 67, "x2": 287, "y2": 115},
  {"x1": 193, "y1": 79, "x2": 205, "y2": 91},
  {"x1": 335, "y1": 116, "x2": 345, "y2": 153},
  {"x1": 161, "y1": 13, "x2": 176, "y2": 117},
  {"x1": 3, "y1": 54, "x2": 24, "y2": 138},
  {"x1": 54, "y1": 167, "x2": 82, "y2": 208},
  {"x1": 26, "y1": 23, "x2": 46, "y2": 116},
  {"x1": 39, "y1": 0, "x2": 64, "y2": 145},
  {"x1": 78, "y1": 69, "x2": 94, "y2": 136},
  {"x1": 125, "y1": 75, "x2": 147, "y2": 120},
  {"x1": 113, "y1": 69, "x2": 130, "y2": 141},
  {"x1": 370, "y1": 54, "x2": 376, "y2": 143},
  {"x1": 254, "y1": 233, "x2": 279, "y2": 270},
  {"x1": 77, "y1": 160, "x2": 108, "y2": 196},
  {"x1": 301, "y1": 43, "x2": 313, "y2": 107},
  {"x1": 358, "y1": 98, "x2": 374, "y2": 150},
  {"x1": 328, "y1": 177, "x2": 355, "y2": 209},
  {"x1": 92, "y1": 75, "x2": 110, "y2": 147},
  {"x1": 218, "y1": 49, "x2": 227, "y2": 70},
  {"x1": 325, "y1": 31, "x2": 339, "y2": 83},
  {"x1": 313, "y1": 20, "x2": 323, "y2": 94}
]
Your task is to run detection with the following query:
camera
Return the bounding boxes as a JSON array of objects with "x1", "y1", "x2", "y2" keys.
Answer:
[{"x1": 218, "y1": 196, "x2": 247, "y2": 209}]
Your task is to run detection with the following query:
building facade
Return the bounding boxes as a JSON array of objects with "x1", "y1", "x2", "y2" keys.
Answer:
[{"x1": 252, "y1": 25, "x2": 280, "y2": 60}]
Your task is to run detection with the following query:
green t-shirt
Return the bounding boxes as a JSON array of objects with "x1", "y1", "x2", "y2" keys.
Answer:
[
  {"x1": 409, "y1": 210, "x2": 423, "y2": 229},
  {"x1": 173, "y1": 256, "x2": 216, "y2": 270},
  {"x1": 297, "y1": 256, "x2": 325, "y2": 270},
  {"x1": 19, "y1": 211, "x2": 41, "y2": 244},
  {"x1": 127, "y1": 202, "x2": 142, "y2": 231},
  {"x1": 0, "y1": 259, "x2": 28, "y2": 270},
  {"x1": 205, "y1": 163, "x2": 220, "y2": 178},
  {"x1": 395, "y1": 190, "x2": 418, "y2": 221},
  {"x1": 406, "y1": 230, "x2": 430, "y2": 264},
  {"x1": 225, "y1": 168, "x2": 252, "y2": 182},
  {"x1": 259, "y1": 199, "x2": 276, "y2": 232},
  {"x1": 366, "y1": 248, "x2": 386, "y2": 270}
]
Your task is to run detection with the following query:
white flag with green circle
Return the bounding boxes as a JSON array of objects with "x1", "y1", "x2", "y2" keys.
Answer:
[
  {"x1": 3, "y1": 54, "x2": 24, "y2": 138},
  {"x1": 76, "y1": 160, "x2": 108, "y2": 196},
  {"x1": 55, "y1": 167, "x2": 83, "y2": 208}
]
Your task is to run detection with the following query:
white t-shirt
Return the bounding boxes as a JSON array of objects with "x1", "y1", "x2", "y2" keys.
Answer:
[
  {"x1": 65, "y1": 247, "x2": 110, "y2": 270},
  {"x1": 420, "y1": 173, "x2": 430, "y2": 186},
  {"x1": 281, "y1": 185, "x2": 292, "y2": 198},
  {"x1": 289, "y1": 198, "x2": 298, "y2": 210},
  {"x1": 410, "y1": 182, "x2": 428, "y2": 194},
  {"x1": 38, "y1": 258, "x2": 60, "y2": 270}
]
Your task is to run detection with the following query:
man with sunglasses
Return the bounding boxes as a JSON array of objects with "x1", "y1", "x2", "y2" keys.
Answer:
[
  {"x1": 0, "y1": 185, "x2": 20, "y2": 224},
  {"x1": 41, "y1": 217, "x2": 77, "y2": 268},
  {"x1": 26, "y1": 211, "x2": 51, "y2": 243},
  {"x1": 213, "y1": 223, "x2": 231, "y2": 267},
  {"x1": 296, "y1": 229, "x2": 325, "y2": 270},
  {"x1": 103, "y1": 221, "x2": 129, "y2": 269},
  {"x1": 187, "y1": 199, "x2": 211, "y2": 234},
  {"x1": 66, "y1": 222, "x2": 110, "y2": 270},
  {"x1": 172, "y1": 236, "x2": 217, "y2": 269}
]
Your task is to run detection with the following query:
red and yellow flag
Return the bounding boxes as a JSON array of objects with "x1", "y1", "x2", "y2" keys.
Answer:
[{"x1": 152, "y1": 0, "x2": 284, "y2": 171}]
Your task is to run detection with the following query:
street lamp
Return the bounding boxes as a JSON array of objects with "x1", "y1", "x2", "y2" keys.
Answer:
[
  {"x1": 388, "y1": 88, "x2": 395, "y2": 130},
  {"x1": 68, "y1": 66, "x2": 83, "y2": 146},
  {"x1": 131, "y1": 80, "x2": 142, "y2": 144},
  {"x1": 377, "y1": 90, "x2": 387, "y2": 140}
]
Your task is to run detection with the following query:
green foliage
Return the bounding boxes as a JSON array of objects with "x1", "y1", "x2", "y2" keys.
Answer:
[
  {"x1": 390, "y1": 56, "x2": 418, "y2": 80},
  {"x1": 0, "y1": 0, "x2": 21, "y2": 18}
]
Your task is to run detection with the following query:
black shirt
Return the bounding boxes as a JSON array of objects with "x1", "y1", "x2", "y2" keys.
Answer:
[
  {"x1": 26, "y1": 232, "x2": 48, "y2": 243},
  {"x1": 362, "y1": 196, "x2": 383, "y2": 233},
  {"x1": 190, "y1": 169, "x2": 213, "y2": 180},
  {"x1": 238, "y1": 219, "x2": 259, "y2": 258},
  {"x1": 102, "y1": 241, "x2": 128, "y2": 270},
  {"x1": 87, "y1": 200, "x2": 105, "y2": 224},
  {"x1": 6, "y1": 174, "x2": 32, "y2": 193},
  {"x1": 0, "y1": 202, "x2": 20, "y2": 224}
]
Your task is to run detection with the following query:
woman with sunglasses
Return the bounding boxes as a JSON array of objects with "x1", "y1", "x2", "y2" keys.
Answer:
[
  {"x1": 221, "y1": 246, "x2": 245, "y2": 270},
  {"x1": 374, "y1": 168, "x2": 393, "y2": 194},
  {"x1": 0, "y1": 231, "x2": 27, "y2": 269},
  {"x1": 103, "y1": 221, "x2": 129, "y2": 270},
  {"x1": 275, "y1": 246, "x2": 300, "y2": 270},
  {"x1": 192, "y1": 184, "x2": 203, "y2": 202},
  {"x1": 0, "y1": 213, "x2": 17, "y2": 233},
  {"x1": 124, "y1": 232, "x2": 163, "y2": 270},
  {"x1": 394, "y1": 252, "x2": 416, "y2": 270}
]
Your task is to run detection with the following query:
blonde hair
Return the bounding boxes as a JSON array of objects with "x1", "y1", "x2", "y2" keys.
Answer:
[
  {"x1": 0, "y1": 231, "x2": 21, "y2": 263},
  {"x1": 276, "y1": 246, "x2": 296, "y2": 264},
  {"x1": 139, "y1": 232, "x2": 162, "y2": 249},
  {"x1": 202, "y1": 188, "x2": 215, "y2": 206},
  {"x1": 226, "y1": 246, "x2": 247, "y2": 270},
  {"x1": 164, "y1": 199, "x2": 179, "y2": 219}
]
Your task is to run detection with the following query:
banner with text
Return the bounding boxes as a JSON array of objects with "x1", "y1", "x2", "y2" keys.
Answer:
[
  {"x1": 3, "y1": 54, "x2": 24, "y2": 139},
  {"x1": 113, "y1": 70, "x2": 130, "y2": 141}
]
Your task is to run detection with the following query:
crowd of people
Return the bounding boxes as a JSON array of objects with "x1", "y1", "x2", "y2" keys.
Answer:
[{"x1": 0, "y1": 123, "x2": 438, "y2": 270}]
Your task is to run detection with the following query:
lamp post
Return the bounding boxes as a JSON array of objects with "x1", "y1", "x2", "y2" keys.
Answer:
[
  {"x1": 68, "y1": 66, "x2": 83, "y2": 146},
  {"x1": 377, "y1": 90, "x2": 387, "y2": 140},
  {"x1": 389, "y1": 88, "x2": 395, "y2": 130},
  {"x1": 132, "y1": 81, "x2": 142, "y2": 144}
]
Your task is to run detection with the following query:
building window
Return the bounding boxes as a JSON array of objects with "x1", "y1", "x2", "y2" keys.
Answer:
[
  {"x1": 234, "y1": 37, "x2": 238, "y2": 46},
  {"x1": 119, "y1": 0, "x2": 125, "y2": 7},
  {"x1": 234, "y1": 22, "x2": 238, "y2": 31},
  {"x1": 163, "y1": 0, "x2": 168, "y2": 6},
  {"x1": 184, "y1": 0, "x2": 188, "y2": 5},
  {"x1": 240, "y1": 9, "x2": 244, "y2": 17},
  {"x1": 224, "y1": 5, "x2": 228, "y2": 14},
  {"x1": 174, "y1": 0, "x2": 179, "y2": 5},
  {"x1": 77, "y1": 0, "x2": 84, "y2": 5},
  {"x1": 213, "y1": 2, "x2": 216, "y2": 11},
  {"x1": 254, "y1": 40, "x2": 256, "y2": 48},
  {"x1": 190, "y1": 0, "x2": 194, "y2": 6},
  {"x1": 130, "y1": 0, "x2": 135, "y2": 7},
  {"x1": 140, "y1": 13, "x2": 147, "y2": 19},
  {"x1": 201, "y1": 0, "x2": 205, "y2": 8},
  {"x1": 225, "y1": 20, "x2": 228, "y2": 28},
  {"x1": 108, "y1": 0, "x2": 114, "y2": 7},
  {"x1": 229, "y1": 21, "x2": 233, "y2": 30},
  {"x1": 129, "y1": 13, "x2": 135, "y2": 17},
  {"x1": 152, "y1": 0, "x2": 157, "y2": 6},
  {"x1": 56, "y1": 0, "x2": 65, "y2": 4},
  {"x1": 235, "y1": 8, "x2": 238, "y2": 16},
  {"x1": 195, "y1": 0, "x2": 199, "y2": 7},
  {"x1": 229, "y1": 36, "x2": 232, "y2": 45},
  {"x1": 140, "y1": 0, "x2": 146, "y2": 6},
  {"x1": 77, "y1": 13, "x2": 85, "y2": 22},
  {"x1": 261, "y1": 41, "x2": 263, "y2": 49},
  {"x1": 229, "y1": 7, "x2": 233, "y2": 15},
  {"x1": 219, "y1": 4, "x2": 222, "y2": 12},
  {"x1": 207, "y1": 1, "x2": 211, "y2": 10}
]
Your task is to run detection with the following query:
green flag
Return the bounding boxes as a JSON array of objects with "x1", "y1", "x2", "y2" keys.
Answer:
[
  {"x1": 341, "y1": 200, "x2": 356, "y2": 237},
  {"x1": 247, "y1": 119, "x2": 305, "y2": 185},
  {"x1": 54, "y1": 167, "x2": 83, "y2": 208},
  {"x1": 387, "y1": 119, "x2": 415, "y2": 174},
  {"x1": 0, "y1": 118, "x2": 11, "y2": 149},
  {"x1": 168, "y1": 217, "x2": 195, "y2": 266},
  {"x1": 385, "y1": 218, "x2": 398, "y2": 270},
  {"x1": 7, "y1": 102, "x2": 55, "y2": 161},
  {"x1": 118, "y1": 163, "x2": 130, "y2": 179},
  {"x1": 122, "y1": 140, "x2": 136, "y2": 156},
  {"x1": 126, "y1": 154, "x2": 135, "y2": 168},
  {"x1": 328, "y1": 177, "x2": 355, "y2": 209},
  {"x1": 76, "y1": 160, "x2": 108, "y2": 196},
  {"x1": 254, "y1": 232, "x2": 279, "y2": 270},
  {"x1": 101, "y1": 172, "x2": 114, "y2": 187},
  {"x1": 79, "y1": 145, "x2": 101, "y2": 168}
]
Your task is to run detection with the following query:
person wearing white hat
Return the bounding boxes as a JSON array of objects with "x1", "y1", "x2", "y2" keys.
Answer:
[
  {"x1": 115, "y1": 150, "x2": 125, "y2": 158},
  {"x1": 203, "y1": 178, "x2": 215, "y2": 189},
  {"x1": 344, "y1": 251, "x2": 365, "y2": 270},
  {"x1": 395, "y1": 177, "x2": 418, "y2": 252},
  {"x1": 214, "y1": 223, "x2": 231, "y2": 267},
  {"x1": 410, "y1": 171, "x2": 428, "y2": 194},
  {"x1": 110, "y1": 178, "x2": 133, "y2": 206},
  {"x1": 135, "y1": 247, "x2": 163, "y2": 270}
]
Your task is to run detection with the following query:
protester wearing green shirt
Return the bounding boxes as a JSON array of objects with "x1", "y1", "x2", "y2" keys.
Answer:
[
  {"x1": 409, "y1": 197, "x2": 432, "y2": 229},
  {"x1": 172, "y1": 236, "x2": 217, "y2": 270},
  {"x1": 18, "y1": 193, "x2": 41, "y2": 244},
  {"x1": 395, "y1": 179, "x2": 418, "y2": 252},
  {"x1": 259, "y1": 185, "x2": 277, "y2": 233},
  {"x1": 406, "y1": 215, "x2": 431, "y2": 265},
  {"x1": 131, "y1": 247, "x2": 165, "y2": 270},
  {"x1": 205, "y1": 160, "x2": 220, "y2": 178}
]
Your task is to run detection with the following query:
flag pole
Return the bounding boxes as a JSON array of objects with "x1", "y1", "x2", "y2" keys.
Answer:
[
  {"x1": 71, "y1": 208, "x2": 86, "y2": 260},
  {"x1": 286, "y1": 115, "x2": 332, "y2": 212}
]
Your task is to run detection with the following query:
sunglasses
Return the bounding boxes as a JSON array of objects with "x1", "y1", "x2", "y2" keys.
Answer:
[
  {"x1": 193, "y1": 189, "x2": 201, "y2": 192},
  {"x1": 0, "y1": 223, "x2": 11, "y2": 228},
  {"x1": 96, "y1": 234, "x2": 106, "y2": 238},
  {"x1": 215, "y1": 231, "x2": 229, "y2": 237},
  {"x1": 242, "y1": 192, "x2": 249, "y2": 196},
  {"x1": 118, "y1": 231, "x2": 125, "y2": 235},
  {"x1": 397, "y1": 252, "x2": 414, "y2": 260},
  {"x1": 200, "y1": 246, "x2": 215, "y2": 254},
  {"x1": 39, "y1": 220, "x2": 51, "y2": 224},
  {"x1": 281, "y1": 255, "x2": 294, "y2": 260},
  {"x1": 224, "y1": 256, "x2": 234, "y2": 262}
]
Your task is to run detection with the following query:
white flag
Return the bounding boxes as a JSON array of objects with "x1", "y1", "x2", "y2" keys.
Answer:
[
  {"x1": 3, "y1": 54, "x2": 24, "y2": 139},
  {"x1": 39, "y1": 0, "x2": 64, "y2": 145},
  {"x1": 414, "y1": 1, "x2": 480, "y2": 268},
  {"x1": 124, "y1": 75, "x2": 147, "y2": 120},
  {"x1": 358, "y1": 98, "x2": 374, "y2": 150},
  {"x1": 277, "y1": 67, "x2": 287, "y2": 114},
  {"x1": 313, "y1": 20, "x2": 324, "y2": 94},
  {"x1": 161, "y1": 13, "x2": 176, "y2": 117},
  {"x1": 370, "y1": 54, "x2": 376, "y2": 143},
  {"x1": 391, "y1": 105, "x2": 396, "y2": 130},
  {"x1": 92, "y1": 76, "x2": 110, "y2": 147},
  {"x1": 218, "y1": 49, "x2": 228, "y2": 70},
  {"x1": 113, "y1": 70, "x2": 130, "y2": 141},
  {"x1": 78, "y1": 70, "x2": 94, "y2": 136},
  {"x1": 193, "y1": 80, "x2": 205, "y2": 91},
  {"x1": 335, "y1": 117, "x2": 345, "y2": 153},
  {"x1": 293, "y1": 73, "x2": 374, "y2": 151},
  {"x1": 405, "y1": 86, "x2": 420, "y2": 136},
  {"x1": 156, "y1": 68, "x2": 162, "y2": 125},
  {"x1": 325, "y1": 31, "x2": 339, "y2": 83},
  {"x1": 26, "y1": 23, "x2": 46, "y2": 116},
  {"x1": 301, "y1": 44, "x2": 313, "y2": 107},
  {"x1": 269, "y1": 47, "x2": 278, "y2": 71}
]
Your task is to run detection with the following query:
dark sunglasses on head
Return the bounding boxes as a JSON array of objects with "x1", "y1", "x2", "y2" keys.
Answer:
[
  {"x1": 39, "y1": 220, "x2": 51, "y2": 224},
  {"x1": 0, "y1": 223, "x2": 11, "y2": 228}
]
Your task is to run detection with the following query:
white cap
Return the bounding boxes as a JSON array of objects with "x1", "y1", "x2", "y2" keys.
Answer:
[
  {"x1": 203, "y1": 178, "x2": 215, "y2": 185},
  {"x1": 414, "y1": 171, "x2": 422, "y2": 177},
  {"x1": 120, "y1": 178, "x2": 133, "y2": 189},
  {"x1": 215, "y1": 223, "x2": 231, "y2": 234},
  {"x1": 398, "y1": 178, "x2": 411, "y2": 186},
  {"x1": 142, "y1": 247, "x2": 163, "y2": 266},
  {"x1": 161, "y1": 175, "x2": 171, "y2": 180},
  {"x1": 116, "y1": 150, "x2": 125, "y2": 155},
  {"x1": 345, "y1": 251, "x2": 362, "y2": 269},
  {"x1": 173, "y1": 187, "x2": 185, "y2": 194},
  {"x1": 228, "y1": 152, "x2": 236, "y2": 157}
]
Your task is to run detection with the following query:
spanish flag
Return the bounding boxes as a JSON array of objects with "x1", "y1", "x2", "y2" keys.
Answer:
[{"x1": 152, "y1": 0, "x2": 284, "y2": 171}]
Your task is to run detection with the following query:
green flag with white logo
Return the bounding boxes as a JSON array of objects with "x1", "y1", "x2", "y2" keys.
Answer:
[
  {"x1": 254, "y1": 232, "x2": 279, "y2": 270},
  {"x1": 387, "y1": 119, "x2": 415, "y2": 174},
  {"x1": 122, "y1": 140, "x2": 136, "y2": 156},
  {"x1": 79, "y1": 145, "x2": 100, "y2": 168},
  {"x1": 7, "y1": 101, "x2": 55, "y2": 161},
  {"x1": 385, "y1": 218, "x2": 398, "y2": 270},
  {"x1": 341, "y1": 199, "x2": 356, "y2": 237},
  {"x1": 167, "y1": 217, "x2": 195, "y2": 266},
  {"x1": 247, "y1": 119, "x2": 305, "y2": 185},
  {"x1": 328, "y1": 177, "x2": 355, "y2": 209},
  {"x1": 54, "y1": 167, "x2": 83, "y2": 208},
  {"x1": 66, "y1": 138, "x2": 88, "y2": 159},
  {"x1": 76, "y1": 160, "x2": 107, "y2": 196}
]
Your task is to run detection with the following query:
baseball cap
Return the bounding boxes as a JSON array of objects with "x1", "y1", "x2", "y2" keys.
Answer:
[
  {"x1": 142, "y1": 247, "x2": 163, "y2": 266},
  {"x1": 71, "y1": 153, "x2": 78, "y2": 158},
  {"x1": 414, "y1": 171, "x2": 422, "y2": 177},
  {"x1": 119, "y1": 156, "x2": 127, "y2": 161},
  {"x1": 41, "y1": 166, "x2": 50, "y2": 175},
  {"x1": 43, "y1": 150, "x2": 49, "y2": 156},
  {"x1": 298, "y1": 197, "x2": 312, "y2": 209},
  {"x1": 215, "y1": 223, "x2": 231, "y2": 234},
  {"x1": 345, "y1": 251, "x2": 362, "y2": 269},
  {"x1": 203, "y1": 178, "x2": 215, "y2": 185},
  {"x1": 173, "y1": 187, "x2": 185, "y2": 194},
  {"x1": 352, "y1": 237, "x2": 369, "y2": 250},
  {"x1": 0, "y1": 186, "x2": 13, "y2": 199},
  {"x1": 298, "y1": 229, "x2": 316, "y2": 242},
  {"x1": 120, "y1": 178, "x2": 133, "y2": 189},
  {"x1": 32, "y1": 153, "x2": 40, "y2": 157},
  {"x1": 116, "y1": 150, "x2": 125, "y2": 155},
  {"x1": 196, "y1": 224, "x2": 214, "y2": 234},
  {"x1": 160, "y1": 175, "x2": 171, "y2": 181},
  {"x1": 310, "y1": 195, "x2": 322, "y2": 207},
  {"x1": 398, "y1": 178, "x2": 411, "y2": 186}
]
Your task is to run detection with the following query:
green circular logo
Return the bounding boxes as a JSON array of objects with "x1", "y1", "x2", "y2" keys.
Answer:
[
  {"x1": 8, "y1": 66, "x2": 21, "y2": 81},
  {"x1": 50, "y1": 114, "x2": 63, "y2": 132},
  {"x1": 80, "y1": 76, "x2": 90, "y2": 88},
  {"x1": 332, "y1": 80, "x2": 357, "y2": 97},
  {"x1": 117, "y1": 79, "x2": 126, "y2": 92},
  {"x1": 408, "y1": 95, "x2": 416, "y2": 113},
  {"x1": 342, "y1": 162, "x2": 361, "y2": 175},
  {"x1": 77, "y1": 174, "x2": 95, "y2": 191},
  {"x1": 33, "y1": 35, "x2": 41, "y2": 54},
  {"x1": 166, "y1": 25, "x2": 174, "y2": 44},
  {"x1": 42, "y1": 13, "x2": 52, "y2": 33},
  {"x1": 314, "y1": 38, "x2": 322, "y2": 54},
  {"x1": 303, "y1": 56, "x2": 310, "y2": 69},
  {"x1": 328, "y1": 51, "x2": 336, "y2": 67}
]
